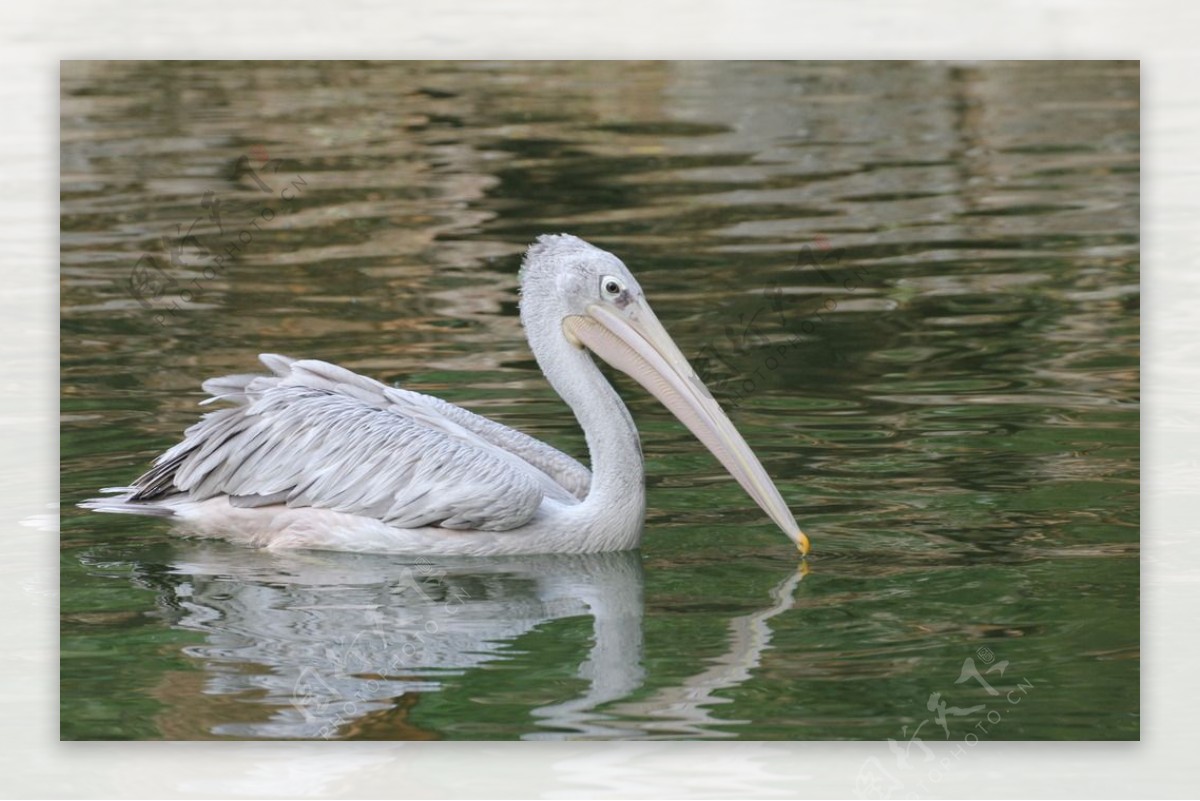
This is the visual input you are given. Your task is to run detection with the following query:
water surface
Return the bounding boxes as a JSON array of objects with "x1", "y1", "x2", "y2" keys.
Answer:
[{"x1": 60, "y1": 61, "x2": 1139, "y2": 741}]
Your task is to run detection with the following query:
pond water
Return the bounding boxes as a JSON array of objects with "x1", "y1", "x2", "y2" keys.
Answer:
[{"x1": 60, "y1": 61, "x2": 1139, "y2": 741}]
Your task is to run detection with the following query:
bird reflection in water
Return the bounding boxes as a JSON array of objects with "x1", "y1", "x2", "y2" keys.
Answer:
[{"x1": 107, "y1": 545, "x2": 804, "y2": 739}]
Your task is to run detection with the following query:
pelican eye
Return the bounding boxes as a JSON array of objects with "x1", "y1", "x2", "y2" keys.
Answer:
[{"x1": 600, "y1": 275, "x2": 624, "y2": 300}]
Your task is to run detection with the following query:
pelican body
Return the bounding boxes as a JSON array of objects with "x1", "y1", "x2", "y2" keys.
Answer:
[{"x1": 86, "y1": 235, "x2": 809, "y2": 557}]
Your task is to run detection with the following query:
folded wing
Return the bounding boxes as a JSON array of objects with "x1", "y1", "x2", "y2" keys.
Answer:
[{"x1": 125, "y1": 354, "x2": 591, "y2": 531}]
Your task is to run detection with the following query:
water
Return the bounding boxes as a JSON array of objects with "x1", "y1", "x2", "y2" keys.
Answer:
[{"x1": 60, "y1": 61, "x2": 1138, "y2": 741}]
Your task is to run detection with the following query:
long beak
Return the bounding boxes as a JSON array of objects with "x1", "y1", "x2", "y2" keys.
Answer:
[{"x1": 563, "y1": 299, "x2": 810, "y2": 555}]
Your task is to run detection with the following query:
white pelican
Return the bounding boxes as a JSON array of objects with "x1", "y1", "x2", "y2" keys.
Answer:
[{"x1": 86, "y1": 234, "x2": 809, "y2": 557}]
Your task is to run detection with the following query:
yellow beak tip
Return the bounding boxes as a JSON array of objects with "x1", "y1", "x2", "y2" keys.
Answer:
[{"x1": 797, "y1": 531, "x2": 811, "y2": 557}]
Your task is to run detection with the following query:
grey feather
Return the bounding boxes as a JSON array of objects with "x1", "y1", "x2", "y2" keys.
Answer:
[{"x1": 125, "y1": 354, "x2": 592, "y2": 532}]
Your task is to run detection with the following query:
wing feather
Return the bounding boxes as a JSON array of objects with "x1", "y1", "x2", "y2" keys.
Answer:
[{"x1": 129, "y1": 354, "x2": 592, "y2": 532}]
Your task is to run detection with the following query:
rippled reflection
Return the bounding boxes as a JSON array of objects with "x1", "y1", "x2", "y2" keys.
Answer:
[{"x1": 86, "y1": 546, "x2": 800, "y2": 740}]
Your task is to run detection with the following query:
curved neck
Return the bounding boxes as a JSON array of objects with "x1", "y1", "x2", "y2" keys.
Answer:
[{"x1": 526, "y1": 316, "x2": 646, "y2": 546}]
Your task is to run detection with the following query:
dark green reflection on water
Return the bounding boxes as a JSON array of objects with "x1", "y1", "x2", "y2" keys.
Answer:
[{"x1": 60, "y1": 61, "x2": 1138, "y2": 740}]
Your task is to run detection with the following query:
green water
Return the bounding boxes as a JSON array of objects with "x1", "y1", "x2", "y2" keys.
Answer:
[{"x1": 60, "y1": 61, "x2": 1139, "y2": 741}]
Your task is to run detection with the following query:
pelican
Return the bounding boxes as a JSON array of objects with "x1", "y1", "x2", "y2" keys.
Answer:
[{"x1": 85, "y1": 235, "x2": 809, "y2": 557}]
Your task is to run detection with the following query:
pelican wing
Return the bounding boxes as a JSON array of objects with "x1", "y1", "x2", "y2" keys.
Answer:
[{"x1": 126, "y1": 354, "x2": 591, "y2": 531}]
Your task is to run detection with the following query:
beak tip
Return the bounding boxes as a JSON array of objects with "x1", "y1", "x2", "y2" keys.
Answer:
[{"x1": 797, "y1": 530, "x2": 811, "y2": 557}]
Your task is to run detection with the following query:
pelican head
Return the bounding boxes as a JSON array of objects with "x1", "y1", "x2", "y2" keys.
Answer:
[{"x1": 519, "y1": 234, "x2": 810, "y2": 554}]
